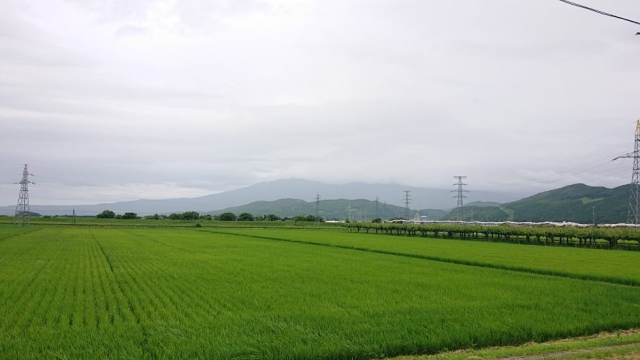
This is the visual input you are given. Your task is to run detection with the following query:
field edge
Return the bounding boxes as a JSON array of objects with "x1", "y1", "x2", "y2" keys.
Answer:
[{"x1": 388, "y1": 329, "x2": 640, "y2": 359}]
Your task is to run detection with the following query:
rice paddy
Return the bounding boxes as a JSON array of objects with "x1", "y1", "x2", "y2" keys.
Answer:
[{"x1": 1, "y1": 226, "x2": 639, "y2": 359}]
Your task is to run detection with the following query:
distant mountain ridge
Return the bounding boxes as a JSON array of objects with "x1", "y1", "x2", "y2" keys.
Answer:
[
  {"x1": 504, "y1": 183, "x2": 628, "y2": 223},
  {"x1": 209, "y1": 198, "x2": 418, "y2": 220},
  {"x1": 0, "y1": 180, "x2": 628, "y2": 222},
  {"x1": 0, "y1": 179, "x2": 525, "y2": 216},
  {"x1": 441, "y1": 183, "x2": 630, "y2": 224}
]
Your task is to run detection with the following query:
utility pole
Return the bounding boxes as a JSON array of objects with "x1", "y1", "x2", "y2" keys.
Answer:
[
  {"x1": 383, "y1": 201, "x2": 387, "y2": 220},
  {"x1": 347, "y1": 202, "x2": 357, "y2": 223},
  {"x1": 613, "y1": 120, "x2": 640, "y2": 225},
  {"x1": 315, "y1": 193, "x2": 321, "y2": 226},
  {"x1": 73, "y1": 209, "x2": 76, "y2": 225},
  {"x1": 452, "y1": 176, "x2": 468, "y2": 222},
  {"x1": 14, "y1": 164, "x2": 34, "y2": 226},
  {"x1": 403, "y1": 190, "x2": 411, "y2": 220}
]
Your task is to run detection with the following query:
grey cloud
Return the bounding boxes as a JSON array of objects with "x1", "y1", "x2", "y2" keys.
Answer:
[
  {"x1": 115, "y1": 25, "x2": 151, "y2": 38},
  {"x1": 0, "y1": 0, "x2": 638, "y2": 205}
]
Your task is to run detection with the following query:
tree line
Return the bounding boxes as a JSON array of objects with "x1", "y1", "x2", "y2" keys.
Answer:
[
  {"x1": 343, "y1": 222, "x2": 640, "y2": 250},
  {"x1": 95, "y1": 210, "x2": 321, "y2": 222}
]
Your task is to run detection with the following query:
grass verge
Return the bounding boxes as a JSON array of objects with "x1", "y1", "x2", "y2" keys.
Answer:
[{"x1": 390, "y1": 329, "x2": 640, "y2": 359}]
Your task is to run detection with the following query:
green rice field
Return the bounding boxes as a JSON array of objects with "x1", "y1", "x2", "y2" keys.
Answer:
[
  {"x1": 1, "y1": 225, "x2": 640, "y2": 359},
  {"x1": 217, "y1": 228, "x2": 640, "y2": 285}
]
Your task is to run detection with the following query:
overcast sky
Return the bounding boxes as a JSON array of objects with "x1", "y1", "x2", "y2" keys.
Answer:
[{"x1": 1, "y1": 0, "x2": 639, "y2": 206}]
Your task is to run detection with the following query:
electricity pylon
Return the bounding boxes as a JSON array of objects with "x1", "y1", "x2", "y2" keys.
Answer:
[
  {"x1": 403, "y1": 191, "x2": 411, "y2": 220},
  {"x1": 452, "y1": 176, "x2": 468, "y2": 222},
  {"x1": 613, "y1": 120, "x2": 640, "y2": 225},
  {"x1": 14, "y1": 164, "x2": 34, "y2": 226}
]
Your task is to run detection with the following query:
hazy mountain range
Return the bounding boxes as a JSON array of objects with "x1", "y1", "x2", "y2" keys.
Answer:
[
  {"x1": 0, "y1": 179, "x2": 527, "y2": 216},
  {"x1": 1, "y1": 180, "x2": 632, "y2": 224}
]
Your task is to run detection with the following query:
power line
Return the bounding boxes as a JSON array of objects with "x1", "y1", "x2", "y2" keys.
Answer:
[{"x1": 558, "y1": 0, "x2": 640, "y2": 27}]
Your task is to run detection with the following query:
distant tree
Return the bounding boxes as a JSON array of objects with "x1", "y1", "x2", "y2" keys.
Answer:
[
  {"x1": 152, "y1": 214, "x2": 160, "y2": 220},
  {"x1": 292, "y1": 215, "x2": 307, "y2": 225},
  {"x1": 372, "y1": 218, "x2": 382, "y2": 223},
  {"x1": 182, "y1": 211, "x2": 200, "y2": 221},
  {"x1": 265, "y1": 214, "x2": 281, "y2": 221},
  {"x1": 218, "y1": 212, "x2": 237, "y2": 221},
  {"x1": 121, "y1": 212, "x2": 138, "y2": 219},
  {"x1": 169, "y1": 213, "x2": 183, "y2": 220},
  {"x1": 97, "y1": 210, "x2": 116, "y2": 219},
  {"x1": 238, "y1": 213, "x2": 255, "y2": 221}
]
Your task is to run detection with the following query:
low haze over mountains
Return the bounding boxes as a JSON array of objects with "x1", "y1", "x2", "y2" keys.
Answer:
[
  {"x1": 0, "y1": 180, "x2": 631, "y2": 224},
  {"x1": 0, "y1": 179, "x2": 526, "y2": 217}
]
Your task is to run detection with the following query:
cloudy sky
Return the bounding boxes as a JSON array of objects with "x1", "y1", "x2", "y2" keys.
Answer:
[{"x1": 1, "y1": 0, "x2": 639, "y2": 206}]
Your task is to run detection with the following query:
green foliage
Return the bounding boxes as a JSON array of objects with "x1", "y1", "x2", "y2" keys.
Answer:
[
  {"x1": 292, "y1": 215, "x2": 323, "y2": 224},
  {"x1": 344, "y1": 222, "x2": 640, "y2": 252},
  {"x1": 264, "y1": 214, "x2": 281, "y2": 221},
  {"x1": 211, "y1": 198, "x2": 410, "y2": 220},
  {"x1": 1, "y1": 227, "x2": 640, "y2": 359},
  {"x1": 116, "y1": 212, "x2": 138, "y2": 220},
  {"x1": 169, "y1": 211, "x2": 200, "y2": 220},
  {"x1": 417, "y1": 208, "x2": 448, "y2": 221},
  {"x1": 372, "y1": 218, "x2": 382, "y2": 223},
  {"x1": 183, "y1": 211, "x2": 200, "y2": 220},
  {"x1": 235, "y1": 228, "x2": 640, "y2": 285},
  {"x1": 120, "y1": 212, "x2": 138, "y2": 219},
  {"x1": 217, "y1": 212, "x2": 237, "y2": 221},
  {"x1": 238, "y1": 212, "x2": 255, "y2": 221},
  {"x1": 441, "y1": 205, "x2": 509, "y2": 222},
  {"x1": 96, "y1": 210, "x2": 115, "y2": 219},
  {"x1": 502, "y1": 183, "x2": 629, "y2": 223}
]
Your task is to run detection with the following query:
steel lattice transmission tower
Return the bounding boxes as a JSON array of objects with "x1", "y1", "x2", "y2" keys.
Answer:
[
  {"x1": 403, "y1": 190, "x2": 411, "y2": 220},
  {"x1": 452, "y1": 176, "x2": 468, "y2": 222},
  {"x1": 613, "y1": 120, "x2": 640, "y2": 225},
  {"x1": 14, "y1": 164, "x2": 34, "y2": 226}
]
